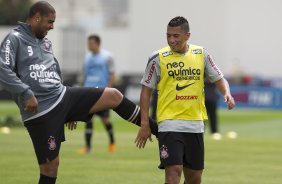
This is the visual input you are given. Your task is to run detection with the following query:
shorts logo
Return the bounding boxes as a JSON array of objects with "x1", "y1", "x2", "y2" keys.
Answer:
[
  {"x1": 160, "y1": 145, "x2": 169, "y2": 159},
  {"x1": 48, "y1": 136, "x2": 56, "y2": 151}
]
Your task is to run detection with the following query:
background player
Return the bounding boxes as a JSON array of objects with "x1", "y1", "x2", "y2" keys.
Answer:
[
  {"x1": 78, "y1": 34, "x2": 116, "y2": 154},
  {"x1": 204, "y1": 78, "x2": 221, "y2": 140}
]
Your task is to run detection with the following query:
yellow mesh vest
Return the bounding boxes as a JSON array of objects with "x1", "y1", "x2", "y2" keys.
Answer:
[{"x1": 156, "y1": 45, "x2": 208, "y2": 123}]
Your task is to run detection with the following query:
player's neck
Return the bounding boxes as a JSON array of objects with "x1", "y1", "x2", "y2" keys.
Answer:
[
  {"x1": 92, "y1": 48, "x2": 100, "y2": 54},
  {"x1": 176, "y1": 45, "x2": 188, "y2": 54},
  {"x1": 25, "y1": 20, "x2": 37, "y2": 38}
]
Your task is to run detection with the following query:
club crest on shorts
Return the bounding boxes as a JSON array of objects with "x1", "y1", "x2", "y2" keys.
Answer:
[
  {"x1": 160, "y1": 145, "x2": 169, "y2": 159},
  {"x1": 48, "y1": 136, "x2": 56, "y2": 151}
]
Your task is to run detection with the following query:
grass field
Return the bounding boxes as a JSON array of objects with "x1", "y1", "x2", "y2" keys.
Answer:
[{"x1": 0, "y1": 101, "x2": 282, "y2": 184}]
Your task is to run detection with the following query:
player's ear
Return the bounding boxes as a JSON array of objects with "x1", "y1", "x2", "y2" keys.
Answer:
[
  {"x1": 186, "y1": 32, "x2": 191, "y2": 41},
  {"x1": 34, "y1": 13, "x2": 41, "y2": 23}
]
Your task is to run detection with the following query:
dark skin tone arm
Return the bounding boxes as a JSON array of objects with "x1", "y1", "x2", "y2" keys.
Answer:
[
  {"x1": 214, "y1": 78, "x2": 235, "y2": 110},
  {"x1": 135, "y1": 85, "x2": 153, "y2": 148},
  {"x1": 24, "y1": 96, "x2": 38, "y2": 113}
]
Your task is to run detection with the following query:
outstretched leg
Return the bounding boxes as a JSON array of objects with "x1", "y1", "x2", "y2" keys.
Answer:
[{"x1": 89, "y1": 88, "x2": 158, "y2": 136}]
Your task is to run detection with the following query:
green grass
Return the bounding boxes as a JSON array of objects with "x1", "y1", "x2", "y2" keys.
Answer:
[
  {"x1": 0, "y1": 101, "x2": 282, "y2": 183},
  {"x1": 0, "y1": 100, "x2": 21, "y2": 117}
]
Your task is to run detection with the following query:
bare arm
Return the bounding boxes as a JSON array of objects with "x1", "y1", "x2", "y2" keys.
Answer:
[
  {"x1": 140, "y1": 85, "x2": 153, "y2": 127},
  {"x1": 214, "y1": 78, "x2": 235, "y2": 110},
  {"x1": 135, "y1": 85, "x2": 153, "y2": 148}
]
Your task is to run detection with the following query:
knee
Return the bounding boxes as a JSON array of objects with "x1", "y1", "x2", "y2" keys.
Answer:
[
  {"x1": 109, "y1": 88, "x2": 123, "y2": 100},
  {"x1": 106, "y1": 88, "x2": 123, "y2": 106},
  {"x1": 185, "y1": 170, "x2": 202, "y2": 184},
  {"x1": 40, "y1": 158, "x2": 60, "y2": 177},
  {"x1": 165, "y1": 165, "x2": 182, "y2": 184},
  {"x1": 189, "y1": 174, "x2": 202, "y2": 184}
]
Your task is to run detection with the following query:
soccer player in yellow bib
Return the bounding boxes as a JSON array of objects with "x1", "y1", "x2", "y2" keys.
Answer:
[{"x1": 135, "y1": 16, "x2": 235, "y2": 184}]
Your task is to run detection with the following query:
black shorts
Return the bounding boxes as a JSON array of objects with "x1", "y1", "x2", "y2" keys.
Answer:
[
  {"x1": 24, "y1": 87, "x2": 104, "y2": 164},
  {"x1": 158, "y1": 132, "x2": 204, "y2": 170}
]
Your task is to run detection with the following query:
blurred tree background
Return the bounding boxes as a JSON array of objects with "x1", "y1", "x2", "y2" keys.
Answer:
[{"x1": 0, "y1": 0, "x2": 32, "y2": 25}]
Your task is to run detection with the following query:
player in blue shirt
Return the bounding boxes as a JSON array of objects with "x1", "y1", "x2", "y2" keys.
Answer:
[{"x1": 78, "y1": 35, "x2": 116, "y2": 153}]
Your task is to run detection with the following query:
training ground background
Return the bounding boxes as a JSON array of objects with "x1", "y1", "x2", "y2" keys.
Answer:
[{"x1": 0, "y1": 101, "x2": 282, "y2": 184}]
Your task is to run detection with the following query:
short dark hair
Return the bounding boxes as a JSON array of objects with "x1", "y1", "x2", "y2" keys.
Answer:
[
  {"x1": 88, "y1": 34, "x2": 101, "y2": 45},
  {"x1": 29, "y1": 1, "x2": 55, "y2": 18},
  {"x1": 168, "y1": 16, "x2": 190, "y2": 32}
]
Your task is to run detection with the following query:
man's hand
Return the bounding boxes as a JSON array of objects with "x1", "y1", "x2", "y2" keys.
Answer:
[
  {"x1": 66, "y1": 121, "x2": 78, "y2": 130},
  {"x1": 135, "y1": 124, "x2": 153, "y2": 149},
  {"x1": 224, "y1": 94, "x2": 235, "y2": 110},
  {"x1": 24, "y1": 96, "x2": 38, "y2": 113}
]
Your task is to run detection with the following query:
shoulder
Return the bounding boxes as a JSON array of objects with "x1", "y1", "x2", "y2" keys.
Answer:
[
  {"x1": 84, "y1": 53, "x2": 92, "y2": 60},
  {"x1": 4, "y1": 27, "x2": 21, "y2": 40},
  {"x1": 1, "y1": 29, "x2": 21, "y2": 49},
  {"x1": 100, "y1": 49, "x2": 112, "y2": 56},
  {"x1": 158, "y1": 46, "x2": 174, "y2": 57},
  {"x1": 189, "y1": 44, "x2": 204, "y2": 54},
  {"x1": 149, "y1": 45, "x2": 173, "y2": 61},
  {"x1": 148, "y1": 50, "x2": 159, "y2": 62},
  {"x1": 99, "y1": 49, "x2": 112, "y2": 60},
  {"x1": 10, "y1": 23, "x2": 31, "y2": 40},
  {"x1": 2, "y1": 23, "x2": 34, "y2": 46}
]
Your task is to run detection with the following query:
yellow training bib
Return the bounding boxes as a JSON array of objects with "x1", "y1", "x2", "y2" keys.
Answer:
[{"x1": 156, "y1": 45, "x2": 208, "y2": 123}]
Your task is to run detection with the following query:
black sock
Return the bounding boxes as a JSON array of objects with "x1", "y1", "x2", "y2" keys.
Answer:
[
  {"x1": 105, "y1": 123, "x2": 115, "y2": 144},
  {"x1": 85, "y1": 121, "x2": 93, "y2": 150},
  {"x1": 113, "y1": 97, "x2": 158, "y2": 137},
  {"x1": 38, "y1": 174, "x2": 56, "y2": 184}
]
